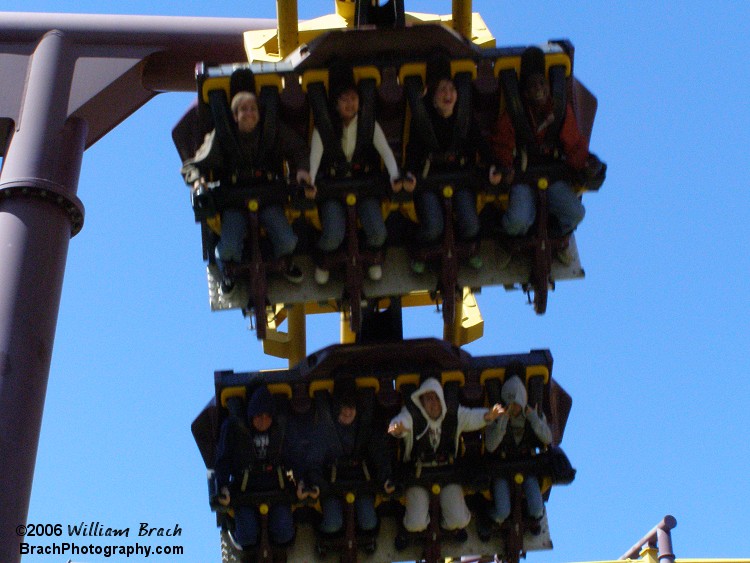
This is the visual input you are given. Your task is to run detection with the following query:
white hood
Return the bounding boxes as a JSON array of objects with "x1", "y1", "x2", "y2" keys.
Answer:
[
  {"x1": 410, "y1": 377, "x2": 447, "y2": 435},
  {"x1": 501, "y1": 375, "x2": 528, "y2": 409}
]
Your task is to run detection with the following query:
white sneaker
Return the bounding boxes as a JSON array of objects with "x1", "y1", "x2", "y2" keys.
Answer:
[
  {"x1": 219, "y1": 276, "x2": 235, "y2": 296},
  {"x1": 367, "y1": 264, "x2": 383, "y2": 281},
  {"x1": 496, "y1": 245, "x2": 512, "y2": 269},
  {"x1": 314, "y1": 267, "x2": 330, "y2": 285},
  {"x1": 410, "y1": 260, "x2": 426, "y2": 274},
  {"x1": 555, "y1": 247, "x2": 573, "y2": 266}
]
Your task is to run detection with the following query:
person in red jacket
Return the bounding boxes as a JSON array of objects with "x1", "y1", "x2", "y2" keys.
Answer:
[{"x1": 490, "y1": 46, "x2": 603, "y2": 264}]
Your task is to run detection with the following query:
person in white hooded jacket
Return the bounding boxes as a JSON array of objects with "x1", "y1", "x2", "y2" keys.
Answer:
[
  {"x1": 388, "y1": 377, "x2": 503, "y2": 547},
  {"x1": 484, "y1": 371, "x2": 553, "y2": 533}
]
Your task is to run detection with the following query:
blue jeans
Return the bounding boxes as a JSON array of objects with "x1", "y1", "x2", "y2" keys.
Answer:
[
  {"x1": 415, "y1": 188, "x2": 479, "y2": 244},
  {"x1": 260, "y1": 204, "x2": 298, "y2": 258},
  {"x1": 502, "y1": 181, "x2": 585, "y2": 237},
  {"x1": 233, "y1": 503, "x2": 294, "y2": 547},
  {"x1": 489, "y1": 476, "x2": 544, "y2": 524},
  {"x1": 316, "y1": 197, "x2": 386, "y2": 253},
  {"x1": 319, "y1": 494, "x2": 378, "y2": 533},
  {"x1": 215, "y1": 208, "x2": 246, "y2": 264},
  {"x1": 214, "y1": 205, "x2": 298, "y2": 263}
]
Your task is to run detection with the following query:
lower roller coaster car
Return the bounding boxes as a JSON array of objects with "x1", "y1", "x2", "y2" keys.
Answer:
[{"x1": 192, "y1": 338, "x2": 576, "y2": 562}]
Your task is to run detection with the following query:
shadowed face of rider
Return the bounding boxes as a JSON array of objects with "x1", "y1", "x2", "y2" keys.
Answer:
[
  {"x1": 432, "y1": 78, "x2": 457, "y2": 118},
  {"x1": 252, "y1": 413, "x2": 272, "y2": 433},
  {"x1": 233, "y1": 93, "x2": 260, "y2": 133},
  {"x1": 336, "y1": 88, "x2": 359, "y2": 126},
  {"x1": 524, "y1": 73, "x2": 550, "y2": 109},
  {"x1": 338, "y1": 405, "x2": 357, "y2": 426},
  {"x1": 419, "y1": 391, "x2": 443, "y2": 421}
]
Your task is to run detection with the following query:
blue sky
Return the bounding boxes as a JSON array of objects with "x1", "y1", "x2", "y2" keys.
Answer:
[{"x1": 4, "y1": 1, "x2": 750, "y2": 562}]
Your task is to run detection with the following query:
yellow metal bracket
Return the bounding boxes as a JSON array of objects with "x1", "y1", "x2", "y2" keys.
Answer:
[
  {"x1": 444, "y1": 288, "x2": 484, "y2": 346},
  {"x1": 300, "y1": 69, "x2": 329, "y2": 93},
  {"x1": 526, "y1": 365, "x2": 550, "y2": 385},
  {"x1": 353, "y1": 65, "x2": 381, "y2": 87},
  {"x1": 451, "y1": 58, "x2": 477, "y2": 80},
  {"x1": 262, "y1": 303, "x2": 307, "y2": 367},
  {"x1": 201, "y1": 80, "x2": 230, "y2": 104},
  {"x1": 398, "y1": 62, "x2": 427, "y2": 84},
  {"x1": 220, "y1": 386, "x2": 247, "y2": 408},
  {"x1": 245, "y1": 2, "x2": 495, "y2": 63},
  {"x1": 441, "y1": 370, "x2": 465, "y2": 387}
]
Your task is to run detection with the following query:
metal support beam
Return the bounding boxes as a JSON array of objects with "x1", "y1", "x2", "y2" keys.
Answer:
[
  {"x1": 0, "y1": 14, "x2": 274, "y2": 561},
  {"x1": 619, "y1": 515, "x2": 677, "y2": 563},
  {"x1": 276, "y1": 0, "x2": 299, "y2": 58},
  {"x1": 262, "y1": 304, "x2": 307, "y2": 367},
  {"x1": 335, "y1": 0, "x2": 356, "y2": 27},
  {"x1": 443, "y1": 288, "x2": 484, "y2": 346},
  {"x1": 452, "y1": 0, "x2": 473, "y2": 40},
  {"x1": 0, "y1": 29, "x2": 87, "y2": 563}
]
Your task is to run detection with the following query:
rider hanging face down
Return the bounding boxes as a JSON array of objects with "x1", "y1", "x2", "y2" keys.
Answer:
[
  {"x1": 403, "y1": 53, "x2": 503, "y2": 274},
  {"x1": 181, "y1": 91, "x2": 314, "y2": 291},
  {"x1": 308, "y1": 63, "x2": 411, "y2": 285},
  {"x1": 387, "y1": 378, "x2": 503, "y2": 549},
  {"x1": 302, "y1": 379, "x2": 395, "y2": 537},
  {"x1": 213, "y1": 386, "x2": 298, "y2": 549},
  {"x1": 482, "y1": 369, "x2": 553, "y2": 536},
  {"x1": 489, "y1": 46, "x2": 605, "y2": 264}
]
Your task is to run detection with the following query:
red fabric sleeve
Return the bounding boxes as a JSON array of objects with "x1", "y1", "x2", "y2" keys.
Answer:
[
  {"x1": 559, "y1": 104, "x2": 589, "y2": 170},
  {"x1": 489, "y1": 111, "x2": 516, "y2": 169}
]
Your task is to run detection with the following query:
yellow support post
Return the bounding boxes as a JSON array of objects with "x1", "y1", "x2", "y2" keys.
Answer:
[
  {"x1": 443, "y1": 287, "x2": 484, "y2": 346},
  {"x1": 340, "y1": 312, "x2": 356, "y2": 344},
  {"x1": 262, "y1": 303, "x2": 307, "y2": 367},
  {"x1": 335, "y1": 0, "x2": 356, "y2": 27},
  {"x1": 452, "y1": 0, "x2": 473, "y2": 40},
  {"x1": 286, "y1": 303, "x2": 306, "y2": 366},
  {"x1": 444, "y1": 291, "x2": 461, "y2": 345},
  {"x1": 276, "y1": 0, "x2": 299, "y2": 58},
  {"x1": 638, "y1": 546, "x2": 660, "y2": 563},
  {"x1": 247, "y1": 1, "x2": 494, "y2": 62}
]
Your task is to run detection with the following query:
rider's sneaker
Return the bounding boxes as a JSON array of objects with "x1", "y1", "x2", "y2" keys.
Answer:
[
  {"x1": 410, "y1": 260, "x2": 426, "y2": 274},
  {"x1": 394, "y1": 531, "x2": 409, "y2": 551},
  {"x1": 454, "y1": 528, "x2": 468, "y2": 543},
  {"x1": 283, "y1": 261, "x2": 303, "y2": 284},
  {"x1": 360, "y1": 534, "x2": 377, "y2": 554},
  {"x1": 476, "y1": 510, "x2": 495, "y2": 542},
  {"x1": 529, "y1": 517, "x2": 543, "y2": 536},
  {"x1": 496, "y1": 243, "x2": 512, "y2": 269},
  {"x1": 555, "y1": 247, "x2": 573, "y2": 266},
  {"x1": 314, "y1": 267, "x2": 330, "y2": 285},
  {"x1": 367, "y1": 264, "x2": 383, "y2": 281},
  {"x1": 219, "y1": 276, "x2": 235, "y2": 296},
  {"x1": 468, "y1": 255, "x2": 483, "y2": 270}
]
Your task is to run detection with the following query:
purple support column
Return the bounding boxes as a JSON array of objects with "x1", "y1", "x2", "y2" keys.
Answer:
[
  {"x1": 0, "y1": 30, "x2": 86, "y2": 563},
  {"x1": 619, "y1": 515, "x2": 677, "y2": 562},
  {"x1": 656, "y1": 522, "x2": 676, "y2": 563}
]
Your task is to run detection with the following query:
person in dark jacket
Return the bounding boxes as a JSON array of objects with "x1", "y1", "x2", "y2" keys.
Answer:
[
  {"x1": 489, "y1": 46, "x2": 604, "y2": 264},
  {"x1": 404, "y1": 54, "x2": 502, "y2": 273},
  {"x1": 306, "y1": 379, "x2": 394, "y2": 536},
  {"x1": 182, "y1": 91, "x2": 315, "y2": 291},
  {"x1": 214, "y1": 386, "x2": 296, "y2": 549}
]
